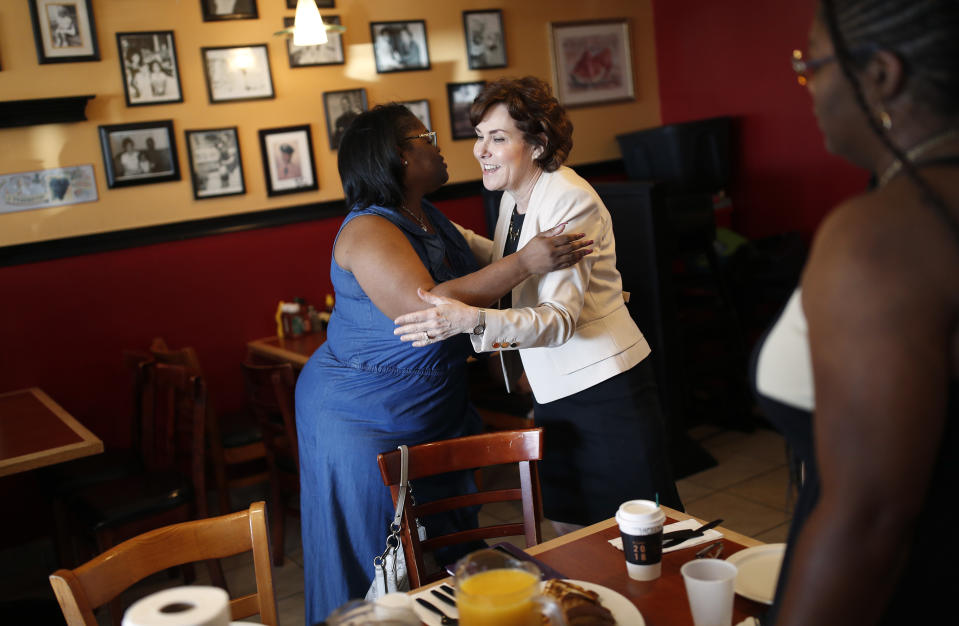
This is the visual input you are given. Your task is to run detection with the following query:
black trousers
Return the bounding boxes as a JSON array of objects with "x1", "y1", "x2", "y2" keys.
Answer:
[{"x1": 533, "y1": 358, "x2": 683, "y2": 525}]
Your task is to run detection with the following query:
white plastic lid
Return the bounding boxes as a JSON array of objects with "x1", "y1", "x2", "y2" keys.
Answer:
[
  {"x1": 281, "y1": 302, "x2": 300, "y2": 313},
  {"x1": 616, "y1": 499, "x2": 665, "y2": 524}
]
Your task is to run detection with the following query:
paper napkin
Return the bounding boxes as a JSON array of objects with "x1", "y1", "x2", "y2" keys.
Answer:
[{"x1": 609, "y1": 518, "x2": 723, "y2": 553}]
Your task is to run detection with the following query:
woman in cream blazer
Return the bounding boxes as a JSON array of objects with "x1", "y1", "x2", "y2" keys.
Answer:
[{"x1": 396, "y1": 77, "x2": 682, "y2": 529}]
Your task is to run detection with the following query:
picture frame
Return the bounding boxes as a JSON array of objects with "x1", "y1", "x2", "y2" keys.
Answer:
[
  {"x1": 446, "y1": 81, "x2": 486, "y2": 141},
  {"x1": 323, "y1": 88, "x2": 368, "y2": 150},
  {"x1": 185, "y1": 127, "x2": 245, "y2": 200},
  {"x1": 549, "y1": 19, "x2": 635, "y2": 108},
  {"x1": 284, "y1": 15, "x2": 344, "y2": 67},
  {"x1": 400, "y1": 100, "x2": 432, "y2": 132},
  {"x1": 116, "y1": 31, "x2": 183, "y2": 107},
  {"x1": 28, "y1": 0, "x2": 99, "y2": 64},
  {"x1": 286, "y1": 0, "x2": 333, "y2": 7},
  {"x1": 0, "y1": 165, "x2": 98, "y2": 214},
  {"x1": 370, "y1": 20, "x2": 430, "y2": 74},
  {"x1": 201, "y1": 0, "x2": 258, "y2": 22},
  {"x1": 258, "y1": 124, "x2": 318, "y2": 197},
  {"x1": 463, "y1": 10, "x2": 507, "y2": 70},
  {"x1": 201, "y1": 44, "x2": 275, "y2": 104},
  {"x1": 99, "y1": 121, "x2": 181, "y2": 189}
]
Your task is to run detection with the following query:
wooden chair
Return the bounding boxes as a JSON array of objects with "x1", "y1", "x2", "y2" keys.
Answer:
[
  {"x1": 50, "y1": 501, "x2": 278, "y2": 626},
  {"x1": 240, "y1": 361, "x2": 300, "y2": 566},
  {"x1": 376, "y1": 428, "x2": 544, "y2": 588},
  {"x1": 66, "y1": 361, "x2": 226, "y2": 626},
  {"x1": 150, "y1": 338, "x2": 269, "y2": 515}
]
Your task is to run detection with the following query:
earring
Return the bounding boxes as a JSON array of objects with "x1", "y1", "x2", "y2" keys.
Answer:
[
  {"x1": 878, "y1": 109, "x2": 893, "y2": 130},
  {"x1": 403, "y1": 160, "x2": 408, "y2": 166}
]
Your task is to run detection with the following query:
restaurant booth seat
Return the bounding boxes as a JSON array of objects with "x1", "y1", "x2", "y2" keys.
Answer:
[
  {"x1": 149, "y1": 338, "x2": 270, "y2": 515},
  {"x1": 376, "y1": 428, "x2": 544, "y2": 588},
  {"x1": 60, "y1": 361, "x2": 227, "y2": 626},
  {"x1": 239, "y1": 361, "x2": 300, "y2": 566},
  {"x1": 50, "y1": 501, "x2": 277, "y2": 626}
]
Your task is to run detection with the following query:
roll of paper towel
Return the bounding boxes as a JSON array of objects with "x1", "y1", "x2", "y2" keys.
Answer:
[{"x1": 122, "y1": 586, "x2": 231, "y2": 626}]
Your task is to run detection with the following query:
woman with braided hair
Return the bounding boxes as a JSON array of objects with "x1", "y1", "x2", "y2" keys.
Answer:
[{"x1": 753, "y1": 1, "x2": 959, "y2": 623}]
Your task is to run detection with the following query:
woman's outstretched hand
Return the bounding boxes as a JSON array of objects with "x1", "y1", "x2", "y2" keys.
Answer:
[
  {"x1": 519, "y1": 222, "x2": 593, "y2": 275},
  {"x1": 394, "y1": 288, "x2": 477, "y2": 347}
]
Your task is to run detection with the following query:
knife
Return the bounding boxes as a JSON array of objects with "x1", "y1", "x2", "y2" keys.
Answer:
[
  {"x1": 662, "y1": 518, "x2": 724, "y2": 548},
  {"x1": 416, "y1": 597, "x2": 458, "y2": 625}
]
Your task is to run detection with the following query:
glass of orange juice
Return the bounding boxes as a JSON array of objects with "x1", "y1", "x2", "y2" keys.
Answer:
[{"x1": 454, "y1": 549, "x2": 566, "y2": 626}]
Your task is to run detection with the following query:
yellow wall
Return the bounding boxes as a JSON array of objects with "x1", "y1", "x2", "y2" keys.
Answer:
[{"x1": 0, "y1": 0, "x2": 660, "y2": 247}]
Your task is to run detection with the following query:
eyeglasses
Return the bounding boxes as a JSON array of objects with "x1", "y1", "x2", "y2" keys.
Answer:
[
  {"x1": 402, "y1": 130, "x2": 437, "y2": 147},
  {"x1": 791, "y1": 49, "x2": 836, "y2": 86}
]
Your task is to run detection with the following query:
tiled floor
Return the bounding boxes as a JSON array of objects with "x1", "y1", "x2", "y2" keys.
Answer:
[{"x1": 1, "y1": 423, "x2": 795, "y2": 625}]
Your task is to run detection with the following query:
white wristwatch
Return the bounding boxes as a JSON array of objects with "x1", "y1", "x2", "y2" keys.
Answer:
[{"x1": 472, "y1": 309, "x2": 486, "y2": 336}]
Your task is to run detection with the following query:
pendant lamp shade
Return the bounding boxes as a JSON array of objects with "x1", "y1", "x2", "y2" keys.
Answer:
[{"x1": 293, "y1": 0, "x2": 327, "y2": 46}]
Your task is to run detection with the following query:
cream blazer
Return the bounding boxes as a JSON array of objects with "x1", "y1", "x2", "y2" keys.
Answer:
[{"x1": 460, "y1": 166, "x2": 651, "y2": 404}]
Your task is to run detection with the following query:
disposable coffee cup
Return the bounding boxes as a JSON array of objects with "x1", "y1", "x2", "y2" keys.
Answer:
[{"x1": 616, "y1": 499, "x2": 666, "y2": 581}]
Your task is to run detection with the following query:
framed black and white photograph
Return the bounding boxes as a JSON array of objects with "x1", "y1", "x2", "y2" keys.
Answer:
[
  {"x1": 201, "y1": 44, "x2": 275, "y2": 103},
  {"x1": 323, "y1": 88, "x2": 367, "y2": 150},
  {"x1": 28, "y1": 0, "x2": 99, "y2": 64},
  {"x1": 447, "y1": 81, "x2": 485, "y2": 140},
  {"x1": 463, "y1": 10, "x2": 507, "y2": 70},
  {"x1": 284, "y1": 15, "x2": 344, "y2": 67},
  {"x1": 117, "y1": 31, "x2": 183, "y2": 106},
  {"x1": 549, "y1": 19, "x2": 635, "y2": 107},
  {"x1": 400, "y1": 100, "x2": 432, "y2": 132},
  {"x1": 286, "y1": 0, "x2": 334, "y2": 7},
  {"x1": 99, "y1": 121, "x2": 180, "y2": 189},
  {"x1": 201, "y1": 0, "x2": 258, "y2": 22},
  {"x1": 185, "y1": 127, "x2": 245, "y2": 200},
  {"x1": 370, "y1": 20, "x2": 430, "y2": 73},
  {"x1": 258, "y1": 125, "x2": 318, "y2": 196}
]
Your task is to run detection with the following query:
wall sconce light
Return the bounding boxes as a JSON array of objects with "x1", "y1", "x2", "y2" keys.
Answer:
[{"x1": 293, "y1": 0, "x2": 327, "y2": 46}]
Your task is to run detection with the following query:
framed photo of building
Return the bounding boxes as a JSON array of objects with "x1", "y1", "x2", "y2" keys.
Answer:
[
  {"x1": 400, "y1": 100, "x2": 432, "y2": 131},
  {"x1": 463, "y1": 10, "x2": 507, "y2": 70},
  {"x1": 185, "y1": 127, "x2": 245, "y2": 200},
  {"x1": 549, "y1": 19, "x2": 635, "y2": 107},
  {"x1": 370, "y1": 20, "x2": 430, "y2": 73},
  {"x1": 117, "y1": 31, "x2": 183, "y2": 107},
  {"x1": 28, "y1": 0, "x2": 99, "y2": 64},
  {"x1": 201, "y1": 44, "x2": 275, "y2": 103},
  {"x1": 447, "y1": 81, "x2": 485, "y2": 140},
  {"x1": 323, "y1": 88, "x2": 367, "y2": 150},
  {"x1": 258, "y1": 124, "x2": 318, "y2": 196},
  {"x1": 201, "y1": 0, "x2": 258, "y2": 22},
  {"x1": 284, "y1": 15, "x2": 344, "y2": 67},
  {"x1": 99, "y1": 121, "x2": 181, "y2": 189}
]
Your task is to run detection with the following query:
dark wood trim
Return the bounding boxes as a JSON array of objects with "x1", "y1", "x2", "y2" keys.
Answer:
[
  {"x1": 0, "y1": 96, "x2": 95, "y2": 128},
  {"x1": 0, "y1": 159, "x2": 625, "y2": 267}
]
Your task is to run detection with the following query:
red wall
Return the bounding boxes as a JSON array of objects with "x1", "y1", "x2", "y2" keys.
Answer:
[
  {"x1": 651, "y1": 0, "x2": 870, "y2": 239},
  {"x1": 0, "y1": 196, "x2": 487, "y2": 451}
]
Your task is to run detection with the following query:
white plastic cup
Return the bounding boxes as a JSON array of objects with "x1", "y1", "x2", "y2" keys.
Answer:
[
  {"x1": 680, "y1": 558, "x2": 738, "y2": 626},
  {"x1": 615, "y1": 499, "x2": 666, "y2": 581}
]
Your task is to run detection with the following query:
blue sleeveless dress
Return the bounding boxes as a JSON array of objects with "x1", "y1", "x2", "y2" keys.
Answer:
[{"x1": 295, "y1": 201, "x2": 482, "y2": 623}]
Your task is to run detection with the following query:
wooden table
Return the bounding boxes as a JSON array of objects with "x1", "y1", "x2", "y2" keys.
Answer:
[
  {"x1": 0, "y1": 387, "x2": 103, "y2": 477},
  {"x1": 246, "y1": 331, "x2": 326, "y2": 370},
  {"x1": 413, "y1": 507, "x2": 767, "y2": 625}
]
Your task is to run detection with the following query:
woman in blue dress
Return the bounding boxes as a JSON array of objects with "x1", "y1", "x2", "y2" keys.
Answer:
[{"x1": 295, "y1": 104, "x2": 591, "y2": 623}]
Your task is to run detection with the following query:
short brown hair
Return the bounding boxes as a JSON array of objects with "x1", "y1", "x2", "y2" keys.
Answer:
[{"x1": 469, "y1": 76, "x2": 573, "y2": 172}]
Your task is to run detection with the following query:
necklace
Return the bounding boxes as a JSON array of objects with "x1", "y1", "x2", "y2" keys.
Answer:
[
  {"x1": 878, "y1": 128, "x2": 959, "y2": 188},
  {"x1": 400, "y1": 204, "x2": 429, "y2": 232},
  {"x1": 506, "y1": 207, "x2": 524, "y2": 248}
]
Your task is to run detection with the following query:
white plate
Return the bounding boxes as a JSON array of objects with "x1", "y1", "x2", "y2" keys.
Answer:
[
  {"x1": 410, "y1": 579, "x2": 644, "y2": 626},
  {"x1": 726, "y1": 543, "x2": 786, "y2": 605}
]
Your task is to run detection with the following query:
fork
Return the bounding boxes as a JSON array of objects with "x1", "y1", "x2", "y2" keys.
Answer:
[{"x1": 416, "y1": 597, "x2": 458, "y2": 625}]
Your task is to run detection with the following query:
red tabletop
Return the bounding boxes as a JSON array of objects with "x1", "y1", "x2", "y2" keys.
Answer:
[{"x1": 0, "y1": 387, "x2": 103, "y2": 476}]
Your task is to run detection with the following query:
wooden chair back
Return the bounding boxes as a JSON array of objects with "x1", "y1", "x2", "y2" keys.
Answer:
[
  {"x1": 376, "y1": 428, "x2": 544, "y2": 587},
  {"x1": 49, "y1": 501, "x2": 278, "y2": 626},
  {"x1": 240, "y1": 361, "x2": 300, "y2": 565},
  {"x1": 150, "y1": 337, "x2": 268, "y2": 515}
]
